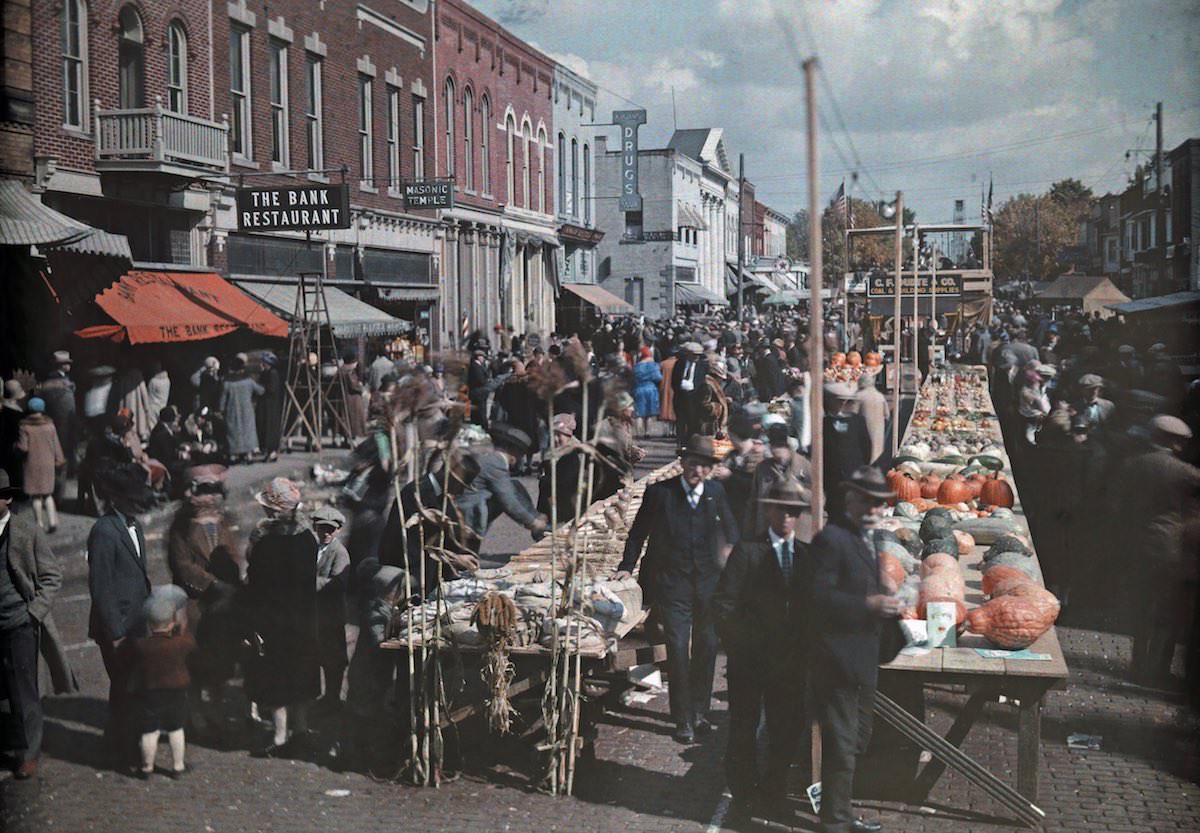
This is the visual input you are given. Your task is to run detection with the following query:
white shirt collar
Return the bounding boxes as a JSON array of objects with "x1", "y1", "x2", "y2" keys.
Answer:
[
  {"x1": 682, "y1": 479, "x2": 705, "y2": 500},
  {"x1": 0, "y1": 512, "x2": 9, "y2": 538},
  {"x1": 768, "y1": 527, "x2": 794, "y2": 548}
]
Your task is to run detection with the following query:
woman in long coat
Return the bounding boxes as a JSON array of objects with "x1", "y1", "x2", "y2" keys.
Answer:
[
  {"x1": 244, "y1": 478, "x2": 320, "y2": 754},
  {"x1": 219, "y1": 356, "x2": 264, "y2": 463},
  {"x1": 16, "y1": 397, "x2": 65, "y2": 531},
  {"x1": 658, "y1": 351, "x2": 678, "y2": 436},
  {"x1": 256, "y1": 352, "x2": 283, "y2": 462}
]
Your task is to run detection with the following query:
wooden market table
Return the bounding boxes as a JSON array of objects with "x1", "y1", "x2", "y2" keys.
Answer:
[{"x1": 875, "y1": 365, "x2": 1069, "y2": 827}]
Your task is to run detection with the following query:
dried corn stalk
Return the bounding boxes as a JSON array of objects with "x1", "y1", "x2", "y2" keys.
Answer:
[{"x1": 472, "y1": 592, "x2": 519, "y2": 735}]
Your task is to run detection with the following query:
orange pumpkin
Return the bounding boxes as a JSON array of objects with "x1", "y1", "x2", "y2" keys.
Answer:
[
  {"x1": 965, "y1": 473, "x2": 989, "y2": 499},
  {"x1": 937, "y1": 478, "x2": 973, "y2": 505},
  {"x1": 846, "y1": 351, "x2": 863, "y2": 367},
  {"x1": 980, "y1": 474, "x2": 1015, "y2": 509},
  {"x1": 890, "y1": 473, "x2": 921, "y2": 506},
  {"x1": 864, "y1": 351, "x2": 883, "y2": 367},
  {"x1": 918, "y1": 474, "x2": 942, "y2": 500},
  {"x1": 830, "y1": 352, "x2": 846, "y2": 367}
]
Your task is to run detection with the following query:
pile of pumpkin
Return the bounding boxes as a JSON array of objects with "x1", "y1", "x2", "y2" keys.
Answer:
[
  {"x1": 823, "y1": 350, "x2": 883, "y2": 384},
  {"x1": 885, "y1": 463, "x2": 1014, "y2": 516},
  {"x1": 876, "y1": 511, "x2": 1061, "y2": 650}
]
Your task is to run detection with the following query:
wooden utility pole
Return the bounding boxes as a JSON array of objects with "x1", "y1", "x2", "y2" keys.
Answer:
[
  {"x1": 912, "y1": 225, "x2": 920, "y2": 387},
  {"x1": 891, "y1": 191, "x2": 903, "y2": 455},
  {"x1": 804, "y1": 58, "x2": 824, "y2": 531},
  {"x1": 736, "y1": 153, "x2": 746, "y2": 322}
]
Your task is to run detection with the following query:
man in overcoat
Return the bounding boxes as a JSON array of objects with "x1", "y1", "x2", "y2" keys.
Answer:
[
  {"x1": 615, "y1": 435, "x2": 739, "y2": 742},
  {"x1": 87, "y1": 463, "x2": 156, "y2": 762},
  {"x1": 714, "y1": 478, "x2": 813, "y2": 824},
  {"x1": 0, "y1": 469, "x2": 75, "y2": 779},
  {"x1": 809, "y1": 467, "x2": 899, "y2": 833},
  {"x1": 670, "y1": 343, "x2": 708, "y2": 443}
]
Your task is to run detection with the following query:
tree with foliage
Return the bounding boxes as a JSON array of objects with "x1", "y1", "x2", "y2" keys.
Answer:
[{"x1": 992, "y1": 192, "x2": 1079, "y2": 282}]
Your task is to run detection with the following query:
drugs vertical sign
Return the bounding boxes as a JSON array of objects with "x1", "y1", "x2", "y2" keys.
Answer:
[{"x1": 614, "y1": 109, "x2": 647, "y2": 212}]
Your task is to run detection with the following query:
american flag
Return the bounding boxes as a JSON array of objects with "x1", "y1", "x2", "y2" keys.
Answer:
[
  {"x1": 985, "y1": 176, "x2": 994, "y2": 226},
  {"x1": 831, "y1": 181, "x2": 847, "y2": 221}
]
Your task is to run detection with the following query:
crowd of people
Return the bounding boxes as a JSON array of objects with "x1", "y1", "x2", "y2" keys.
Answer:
[{"x1": 1, "y1": 297, "x2": 1196, "y2": 833}]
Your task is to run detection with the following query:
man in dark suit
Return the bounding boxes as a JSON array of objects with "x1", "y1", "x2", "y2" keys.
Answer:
[
  {"x1": 86, "y1": 463, "x2": 156, "y2": 763},
  {"x1": 714, "y1": 478, "x2": 813, "y2": 824},
  {"x1": 754, "y1": 339, "x2": 787, "y2": 401},
  {"x1": 467, "y1": 350, "x2": 493, "y2": 428},
  {"x1": 823, "y1": 382, "x2": 873, "y2": 523},
  {"x1": 0, "y1": 469, "x2": 74, "y2": 779},
  {"x1": 670, "y1": 343, "x2": 708, "y2": 444},
  {"x1": 809, "y1": 467, "x2": 901, "y2": 833},
  {"x1": 615, "y1": 435, "x2": 738, "y2": 743}
]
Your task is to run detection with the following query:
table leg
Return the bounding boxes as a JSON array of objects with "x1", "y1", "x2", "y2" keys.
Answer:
[{"x1": 1016, "y1": 697, "x2": 1042, "y2": 801}]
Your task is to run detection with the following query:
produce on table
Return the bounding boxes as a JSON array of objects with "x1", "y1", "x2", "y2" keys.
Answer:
[
  {"x1": 879, "y1": 550, "x2": 908, "y2": 593},
  {"x1": 916, "y1": 554, "x2": 967, "y2": 623},
  {"x1": 922, "y1": 536, "x2": 959, "y2": 559},
  {"x1": 982, "y1": 563, "x2": 1039, "y2": 595},
  {"x1": 965, "y1": 591, "x2": 1060, "y2": 649},
  {"x1": 952, "y1": 529, "x2": 975, "y2": 555},
  {"x1": 985, "y1": 534, "x2": 1034, "y2": 560},
  {"x1": 919, "y1": 474, "x2": 942, "y2": 499},
  {"x1": 980, "y1": 473, "x2": 1016, "y2": 509}
]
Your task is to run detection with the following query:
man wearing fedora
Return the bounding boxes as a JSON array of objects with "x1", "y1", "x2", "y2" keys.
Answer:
[
  {"x1": 823, "y1": 382, "x2": 873, "y2": 522},
  {"x1": 87, "y1": 462, "x2": 156, "y2": 764},
  {"x1": 0, "y1": 469, "x2": 75, "y2": 779},
  {"x1": 457, "y1": 423, "x2": 548, "y2": 543},
  {"x1": 670, "y1": 343, "x2": 708, "y2": 443},
  {"x1": 809, "y1": 466, "x2": 901, "y2": 833},
  {"x1": 615, "y1": 435, "x2": 739, "y2": 743},
  {"x1": 714, "y1": 478, "x2": 813, "y2": 824},
  {"x1": 40, "y1": 350, "x2": 79, "y2": 487}
]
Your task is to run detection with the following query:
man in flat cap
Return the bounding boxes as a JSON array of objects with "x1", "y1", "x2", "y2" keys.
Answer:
[
  {"x1": 1073, "y1": 374, "x2": 1114, "y2": 433},
  {"x1": 311, "y1": 506, "x2": 351, "y2": 711},
  {"x1": 715, "y1": 478, "x2": 813, "y2": 824},
  {"x1": 1114, "y1": 415, "x2": 1200, "y2": 688},
  {"x1": 457, "y1": 423, "x2": 548, "y2": 542}
]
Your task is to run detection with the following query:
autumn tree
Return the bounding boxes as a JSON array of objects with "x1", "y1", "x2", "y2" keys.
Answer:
[{"x1": 992, "y1": 192, "x2": 1079, "y2": 281}]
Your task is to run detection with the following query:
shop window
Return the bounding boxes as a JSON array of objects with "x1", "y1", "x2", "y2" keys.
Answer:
[{"x1": 61, "y1": 0, "x2": 87, "y2": 129}]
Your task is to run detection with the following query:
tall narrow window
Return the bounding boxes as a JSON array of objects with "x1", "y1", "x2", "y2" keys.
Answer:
[
  {"x1": 522, "y1": 123, "x2": 532, "y2": 209},
  {"x1": 61, "y1": 0, "x2": 87, "y2": 129},
  {"x1": 583, "y1": 143, "x2": 592, "y2": 224},
  {"x1": 118, "y1": 5, "x2": 145, "y2": 109},
  {"x1": 505, "y1": 115, "x2": 515, "y2": 204},
  {"x1": 229, "y1": 25, "x2": 251, "y2": 157},
  {"x1": 570, "y1": 138, "x2": 579, "y2": 218},
  {"x1": 462, "y1": 87, "x2": 474, "y2": 190},
  {"x1": 557, "y1": 133, "x2": 566, "y2": 214},
  {"x1": 166, "y1": 22, "x2": 187, "y2": 114},
  {"x1": 412, "y1": 95, "x2": 425, "y2": 176},
  {"x1": 479, "y1": 95, "x2": 491, "y2": 193},
  {"x1": 443, "y1": 78, "x2": 455, "y2": 179},
  {"x1": 387, "y1": 86, "x2": 401, "y2": 189},
  {"x1": 305, "y1": 56, "x2": 323, "y2": 170},
  {"x1": 537, "y1": 128, "x2": 547, "y2": 213},
  {"x1": 268, "y1": 41, "x2": 289, "y2": 165},
  {"x1": 358, "y1": 75, "x2": 373, "y2": 186}
]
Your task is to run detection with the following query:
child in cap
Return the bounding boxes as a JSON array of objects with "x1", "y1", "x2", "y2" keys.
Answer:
[
  {"x1": 128, "y1": 585, "x2": 196, "y2": 778},
  {"x1": 311, "y1": 505, "x2": 351, "y2": 712}
]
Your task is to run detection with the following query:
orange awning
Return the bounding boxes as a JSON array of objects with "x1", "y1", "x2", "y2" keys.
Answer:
[{"x1": 76, "y1": 270, "x2": 289, "y2": 344}]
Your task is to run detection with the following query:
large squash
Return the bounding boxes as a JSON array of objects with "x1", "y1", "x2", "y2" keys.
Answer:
[
  {"x1": 919, "y1": 474, "x2": 942, "y2": 500},
  {"x1": 980, "y1": 473, "x2": 1016, "y2": 509},
  {"x1": 965, "y1": 592, "x2": 1060, "y2": 649},
  {"x1": 937, "y1": 478, "x2": 973, "y2": 506},
  {"x1": 952, "y1": 529, "x2": 976, "y2": 555},
  {"x1": 917, "y1": 556, "x2": 966, "y2": 623},
  {"x1": 879, "y1": 550, "x2": 907, "y2": 593},
  {"x1": 981, "y1": 563, "x2": 1037, "y2": 595}
]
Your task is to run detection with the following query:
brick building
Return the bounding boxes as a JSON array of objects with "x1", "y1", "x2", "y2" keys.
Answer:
[
  {"x1": 434, "y1": 0, "x2": 559, "y2": 343},
  {"x1": 30, "y1": 0, "x2": 224, "y2": 264},
  {"x1": 210, "y1": 0, "x2": 441, "y2": 344}
]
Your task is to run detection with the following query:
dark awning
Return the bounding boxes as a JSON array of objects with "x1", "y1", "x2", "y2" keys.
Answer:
[
  {"x1": 562, "y1": 283, "x2": 635, "y2": 313},
  {"x1": 676, "y1": 283, "x2": 728, "y2": 306},
  {"x1": 0, "y1": 179, "x2": 92, "y2": 247}
]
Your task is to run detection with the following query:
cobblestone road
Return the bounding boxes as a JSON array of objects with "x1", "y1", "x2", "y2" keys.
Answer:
[{"x1": 2, "y1": 441, "x2": 1198, "y2": 833}]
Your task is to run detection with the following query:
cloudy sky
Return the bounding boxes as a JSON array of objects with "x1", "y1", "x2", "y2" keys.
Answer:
[{"x1": 473, "y1": 0, "x2": 1200, "y2": 224}]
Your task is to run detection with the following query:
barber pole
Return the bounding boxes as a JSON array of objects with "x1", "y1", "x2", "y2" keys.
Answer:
[{"x1": 460, "y1": 312, "x2": 470, "y2": 343}]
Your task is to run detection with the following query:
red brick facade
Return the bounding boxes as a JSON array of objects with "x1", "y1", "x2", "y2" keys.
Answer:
[
  {"x1": 435, "y1": 0, "x2": 555, "y2": 214},
  {"x1": 31, "y1": 0, "x2": 214, "y2": 172}
]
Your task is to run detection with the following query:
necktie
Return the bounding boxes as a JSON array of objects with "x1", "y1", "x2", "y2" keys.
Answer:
[
  {"x1": 688, "y1": 489, "x2": 699, "y2": 509},
  {"x1": 779, "y1": 541, "x2": 792, "y2": 582}
]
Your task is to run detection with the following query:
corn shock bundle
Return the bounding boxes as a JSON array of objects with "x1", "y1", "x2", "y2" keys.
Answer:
[{"x1": 472, "y1": 592, "x2": 519, "y2": 735}]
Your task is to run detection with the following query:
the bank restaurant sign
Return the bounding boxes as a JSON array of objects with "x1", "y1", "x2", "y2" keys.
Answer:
[{"x1": 235, "y1": 180, "x2": 454, "y2": 233}]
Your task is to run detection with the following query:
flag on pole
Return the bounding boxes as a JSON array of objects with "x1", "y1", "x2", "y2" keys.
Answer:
[
  {"x1": 986, "y1": 176, "x2": 994, "y2": 226},
  {"x1": 830, "y1": 181, "x2": 847, "y2": 221}
]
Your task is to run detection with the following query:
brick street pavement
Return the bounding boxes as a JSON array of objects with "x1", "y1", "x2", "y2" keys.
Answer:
[{"x1": 3, "y1": 439, "x2": 1199, "y2": 833}]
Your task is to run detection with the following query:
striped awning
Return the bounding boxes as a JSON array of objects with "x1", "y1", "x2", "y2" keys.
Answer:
[
  {"x1": 235, "y1": 279, "x2": 411, "y2": 336},
  {"x1": 0, "y1": 179, "x2": 92, "y2": 247},
  {"x1": 45, "y1": 229, "x2": 132, "y2": 259},
  {"x1": 677, "y1": 201, "x2": 707, "y2": 229}
]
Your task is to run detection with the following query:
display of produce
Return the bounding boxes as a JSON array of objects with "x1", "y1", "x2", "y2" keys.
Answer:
[{"x1": 965, "y1": 592, "x2": 1060, "y2": 650}]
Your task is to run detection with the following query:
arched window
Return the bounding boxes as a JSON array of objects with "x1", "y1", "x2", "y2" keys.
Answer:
[
  {"x1": 118, "y1": 5, "x2": 144, "y2": 109},
  {"x1": 443, "y1": 77, "x2": 455, "y2": 179},
  {"x1": 537, "y1": 128, "x2": 547, "y2": 214},
  {"x1": 61, "y1": 0, "x2": 87, "y2": 129},
  {"x1": 462, "y1": 86, "x2": 474, "y2": 190},
  {"x1": 522, "y1": 122, "x2": 532, "y2": 209},
  {"x1": 166, "y1": 21, "x2": 188, "y2": 113},
  {"x1": 505, "y1": 114, "x2": 515, "y2": 204},
  {"x1": 557, "y1": 132, "x2": 566, "y2": 215},
  {"x1": 570, "y1": 138, "x2": 579, "y2": 219},
  {"x1": 479, "y1": 95, "x2": 491, "y2": 193},
  {"x1": 583, "y1": 143, "x2": 591, "y2": 224}
]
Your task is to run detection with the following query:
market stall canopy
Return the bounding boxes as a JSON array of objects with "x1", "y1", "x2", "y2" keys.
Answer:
[
  {"x1": 562, "y1": 282, "x2": 635, "y2": 313},
  {"x1": 235, "y1": 279, "x2": 411, "y2": 336},
  {"x1": 1032, "y1": 275, "x2": 1129, "y2": 318},
  {"x1": 76, "y1": 270, "x2": 289, "y2": 344},
  {"x1": 1105, "y1": 290, "x2": 1200, "y2": 317},
  {"x1": 725, "y1": 264, "x2": 778, "y2": 295},
  {"x1": 675, "y1": 282, "x2": 729, "y2": 306},
  {"x1": 0, "y1": 179, "x2": 92, "y2": 247}
]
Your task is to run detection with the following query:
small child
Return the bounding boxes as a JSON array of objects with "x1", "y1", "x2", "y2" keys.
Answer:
[{"x1": 129, "y1": 585, "x2": 196, "y2": 778}]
